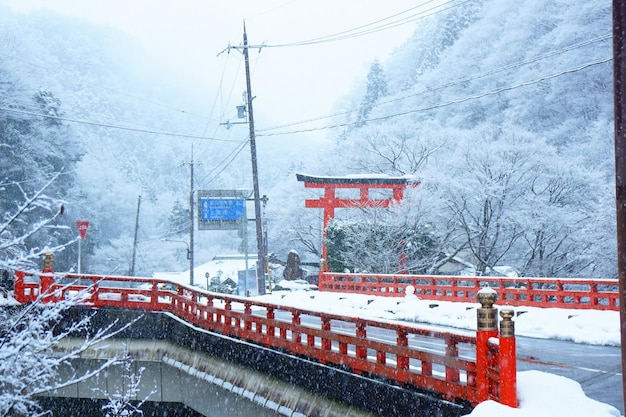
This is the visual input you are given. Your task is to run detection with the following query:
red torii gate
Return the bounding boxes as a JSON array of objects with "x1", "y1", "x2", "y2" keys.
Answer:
[{"x1": 296, "y1": 173, "x2": 419, "y2": 271}]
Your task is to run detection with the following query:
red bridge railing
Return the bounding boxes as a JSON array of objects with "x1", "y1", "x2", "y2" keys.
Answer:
[
  {"x1": 13, "y1": 266, "x2": 517, "y2": 409},
  {"x1": 319, "y1": 272, "x2": 620, "y2": 311}
]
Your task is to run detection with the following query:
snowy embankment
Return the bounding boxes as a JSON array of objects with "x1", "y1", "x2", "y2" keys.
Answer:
[{"x1": 257, "y1": 281, "x2": 623, "y2": 417}]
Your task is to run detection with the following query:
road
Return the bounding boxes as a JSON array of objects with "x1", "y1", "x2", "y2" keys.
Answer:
[{"x1": 515, "y1": 336, "x2": 623, "y2": 414}]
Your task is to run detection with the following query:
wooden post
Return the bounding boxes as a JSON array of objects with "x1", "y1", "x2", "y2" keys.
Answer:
[
  {"x1": 321, "y1": 316, "x2": 332, "y2": 351},
  {"x1": 13, "y1": 271, "x2": 26, "y2": 303},
  {"x1": 445, "y1": 335, "x2": 460, "y2": 382},
  {"x1": 397, "y1": 329, "x2": 409, "y2": 370},
  {"x1": 476, "y1": 287, "x2": 498, "y2": 402},
  {"x1": 292, "y1": 312, "x2": 301, "y2": 344},
  {"x1": 356, "y1": 321, "x2": 367, "y2": 360},
  {"x1": 267, "y1": 307, "x2": 275, "y2": 338},
  {"x1": 40, "y1": 253, "x2": 56, "y2": 303},
  {"x1": 499, "y1": 309, "x2": 517, "y2": 407}
]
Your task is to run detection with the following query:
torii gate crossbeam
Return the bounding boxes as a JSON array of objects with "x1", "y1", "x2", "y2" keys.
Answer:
[{"x1": 296, "y1": 173, "x2": 419, "y2": 271}]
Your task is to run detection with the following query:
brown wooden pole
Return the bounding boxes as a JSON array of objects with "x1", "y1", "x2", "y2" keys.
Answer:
[{"x1": 612, "y1": 1, "x2": 626, "y2": 412}]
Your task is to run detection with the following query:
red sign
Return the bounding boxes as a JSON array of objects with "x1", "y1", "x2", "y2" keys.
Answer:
[{"x1": 76, "y1": 221, "x2": 89, "y2": 240}]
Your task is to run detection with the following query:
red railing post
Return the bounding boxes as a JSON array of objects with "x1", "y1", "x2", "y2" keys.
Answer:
[
  {"x1": 150, "y1": 280, "x2": 158, "y2": 309},
  {"x1": 319, "y1": 259, "x2": 327, "y2": 290},
  {"x1": 476, "y1": 287, "x2": 499, "y2": 403},
  {"x1": 244, "y1": 303, "x2": 252, "y2": 331},
  {"x1": 40, "y1": 253, "x2": 56, "y2": 303},
  {"x1": 267, "y1": 307, "x2": 275, "y2": 338},
  {"x1": 206, "y1": 296, "x2": 214, "y2": 322},
  {"x1": 321, "y1": 315, "x2": 331, "y2": 351},
  {"x1": 397, "y1": 329, "x2": 409, "y2": 370},
  {"x1": 13, "y1": 271, "x2": 26, "y2": 303},
  {"x1": 356, "y1": 321, "x2": 367, "y2": 360},
  {"x1": 590, "y1": 281, "x2": 599, "y2": 306},
  {"x1": 224, "y1": 300, "x2": 232, "y2": 327},
  {"x1": 445, "y1": 335, "x2": 460, "y2": 382},
  {"x1": 292, "y1": 312, "x2": 301, "y2": 344},
  {"x1": 499, "y1": 309, "x2": 517, "y2": 407}
]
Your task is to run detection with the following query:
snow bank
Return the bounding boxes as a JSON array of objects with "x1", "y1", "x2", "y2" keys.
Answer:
[{"x1": 464, "y1": 371, "x2": 622, "y2": 417}]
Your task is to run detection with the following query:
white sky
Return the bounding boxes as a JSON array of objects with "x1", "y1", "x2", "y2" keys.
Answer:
[{"x1": 0, "y1": 0, "x2": 424, "y2": 142}]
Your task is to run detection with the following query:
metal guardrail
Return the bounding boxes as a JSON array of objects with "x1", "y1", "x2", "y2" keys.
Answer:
[
  {"x1": 319, "y1": 272, "x2": 620, "y2": 311},
  {"x1": 13, "y1": 267, "x2": 517, "y2": 408}
]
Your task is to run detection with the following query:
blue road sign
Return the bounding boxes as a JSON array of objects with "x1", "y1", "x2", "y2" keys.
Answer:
[{"x1": 200, "y1": 198, "x2": 245, "y2": 221}]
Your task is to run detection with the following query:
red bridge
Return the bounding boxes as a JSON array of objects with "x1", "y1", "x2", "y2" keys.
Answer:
[{"x1": 14, "y1": 256, "x2": 518, "y2": 412}]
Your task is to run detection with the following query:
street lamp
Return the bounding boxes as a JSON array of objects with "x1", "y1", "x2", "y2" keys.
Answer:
[{"x1": 161, "y1": 239, "x2": 192, "y2": 285}]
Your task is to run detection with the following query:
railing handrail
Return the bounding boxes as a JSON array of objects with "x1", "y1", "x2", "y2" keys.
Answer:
[
  {"x1": 320, "y1": 272, "x2": 620, "y2": 311},
  {"x1": 323, "y1": 271, "x2": 618, "y2": 282},
  {"x1": 12, "y1": 269, "x2": 517, "y2": 408}
]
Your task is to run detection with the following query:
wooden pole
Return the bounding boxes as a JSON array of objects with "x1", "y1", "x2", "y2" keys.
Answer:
[
  {"x1": 242, "y1": 23, "x2": 267, "y2": 289},
  {"x1": 612, "y1": 1, "x2": 626, "y2": 411}
]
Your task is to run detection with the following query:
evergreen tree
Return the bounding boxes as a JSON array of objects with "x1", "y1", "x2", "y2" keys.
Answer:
[{"x1": 356, "y1": 60, "x2": 388, "y2": 126}]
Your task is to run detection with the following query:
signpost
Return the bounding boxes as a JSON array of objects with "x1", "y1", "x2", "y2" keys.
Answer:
[
  {"x1": 76, "y1": 221, "x2": 89, "y2": 274},
  {"x1": 200, "y1": 198, "x2": 245, "y2": 225},
  {"x1": 197, "y1": 190, "x2": 258, "y2": 296}
]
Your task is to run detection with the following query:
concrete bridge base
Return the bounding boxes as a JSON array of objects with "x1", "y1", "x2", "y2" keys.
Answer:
[
  {"x1": 42, "y1": 307, "x2": 472, "y2": 417},
  {"x1": 43, "y1": 338, "x2": 364, "y2": 416}
]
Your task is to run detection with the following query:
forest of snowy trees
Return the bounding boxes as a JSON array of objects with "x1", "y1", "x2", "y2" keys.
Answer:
[
  {"x1": 321, "y1": 0, "x2": 614, "y2": 278},
  {"x1": 0, "y1": 0, "x2": 617, "y2": 280}
]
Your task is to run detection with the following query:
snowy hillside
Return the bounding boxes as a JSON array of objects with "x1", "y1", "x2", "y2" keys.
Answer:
[{"x1": 0, "y1": 0, "x2": 617, "y2": 280}]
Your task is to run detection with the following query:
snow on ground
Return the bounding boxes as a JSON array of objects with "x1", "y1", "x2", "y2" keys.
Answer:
[
  {"x1": 256, "y1": 285, "x2": 620, "y2": 347},
  {"x1": 468, "y1": 370, "x2": 622, "y2": 417}
]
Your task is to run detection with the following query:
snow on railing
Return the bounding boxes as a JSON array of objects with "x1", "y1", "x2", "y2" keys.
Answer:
[
  {"x1": 319, "y1": 272, "x2": 619, "y2": 311},
  {"x1": 12, "y1": 266, "x2": 517, "y2": 408}
]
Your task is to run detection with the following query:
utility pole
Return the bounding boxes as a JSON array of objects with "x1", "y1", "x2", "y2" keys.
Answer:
[
  {"x1": 129, "y1": 195, "x2": 141, "y2": 276},
  {"x1": 242, "y1": 23, "x2": 267, "y2": 285},
  {"x1": 612, "y1": 1, "x2": 626, "y2": 411},
  {"x1": 189, "y1": 145, "x2": 195, "y2": 286}
]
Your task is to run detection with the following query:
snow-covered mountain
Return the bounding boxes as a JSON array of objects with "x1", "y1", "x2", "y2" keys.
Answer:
[{"x1": 0, "y1": 0, "x2": 616, "y2": 279}]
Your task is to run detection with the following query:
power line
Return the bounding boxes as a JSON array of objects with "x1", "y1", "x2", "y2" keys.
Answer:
[
  {"x1": 197, "y1": 139, "x2": 249, "y2": 186},
  {"x1": 256, "y1": 35, "x2": 612, "y2": 134},
  {"x1": 0, "y1": 105, "x2": 241, "y2": 142},
  {"x1": 264, "y1": 0, "x2": 470, "y2": 47},
  {"x1": 257, "y1": 57, "x2": 612, "y2": 137}
]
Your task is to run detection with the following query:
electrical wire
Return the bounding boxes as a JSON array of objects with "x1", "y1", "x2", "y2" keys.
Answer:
[
  {"x1": 197, "y1": 138, "x2": 250, "y2": 186},
  {"x1": 256, "y1": 34, "x2": 611, "y2": 134},
  {"x1": 0, "y1": 105, "x2": 241, "y2": 142},
  {"x1": 196, "y1": 51, "x2": 243, "y2": 163},
  {"x1": 264, "y1": 0, "x2": 470, "y2": 47},
  {"x1": 257, "y1": 57, "x2": 612, "y2": 137}
]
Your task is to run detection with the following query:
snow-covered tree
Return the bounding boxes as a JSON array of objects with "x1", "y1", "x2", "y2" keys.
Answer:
[
  {"x1": 0, "y1": 293, "x2": 136, "y2": 416},
  {"x1": 0, "y1": 173, "x2": 71, "y2": 272},
  {"x1": 356, "y1": 60, "x2": 388, "y2": 127},
  {"x1": 99, "y1": 345, "x2": 156, "y2": 417},
  {"x1": 321, "y1": 0, "x2": 614, "y2": 278}
]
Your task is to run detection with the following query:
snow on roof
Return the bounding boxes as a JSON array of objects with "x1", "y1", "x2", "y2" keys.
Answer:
[
  {"x1": 296, "y1": 172, "x2": 418, "y2": 185},
  {"x1": 153, "y1": 254, "x2": 257, "y2": 287}
]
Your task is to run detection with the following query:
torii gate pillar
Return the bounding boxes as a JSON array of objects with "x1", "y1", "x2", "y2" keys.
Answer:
[{"x1": 296, "y1": 173, "x2": 418, "y2": 274}]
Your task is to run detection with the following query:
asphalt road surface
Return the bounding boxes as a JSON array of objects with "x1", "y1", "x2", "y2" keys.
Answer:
[{"x1": 515, "y1": 336, "x2": 623, "y2": 414}]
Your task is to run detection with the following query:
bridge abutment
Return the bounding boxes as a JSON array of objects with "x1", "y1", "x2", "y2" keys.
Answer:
[{"x1": 42, "y1": 307, "x2": 472, "y2": 417}]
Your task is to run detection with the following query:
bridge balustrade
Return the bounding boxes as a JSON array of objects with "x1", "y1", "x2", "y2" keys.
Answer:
[
  {"x1": 320, "y1": 272, "x2": 620, "y2": 311},
  {"x1": 12, "y1": 268, "x2": 516, "y2": 409}
]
